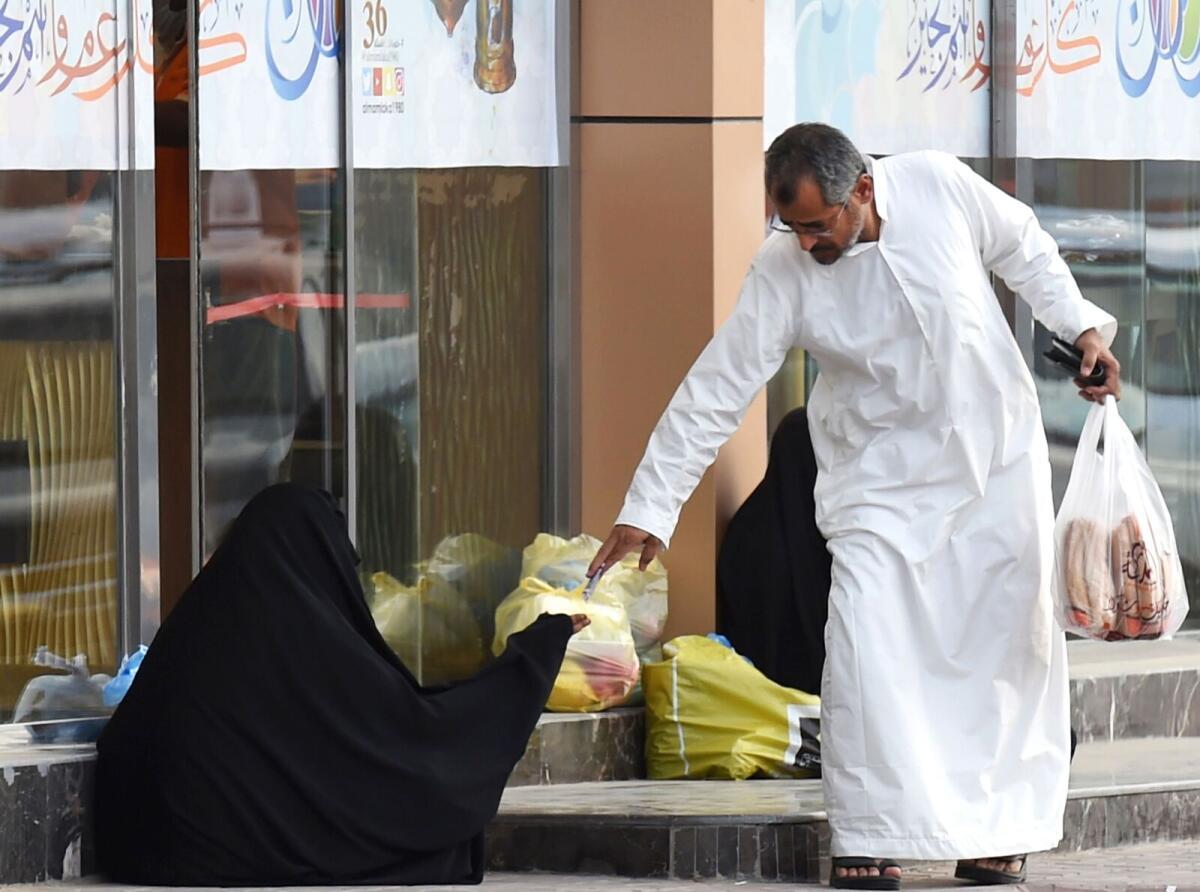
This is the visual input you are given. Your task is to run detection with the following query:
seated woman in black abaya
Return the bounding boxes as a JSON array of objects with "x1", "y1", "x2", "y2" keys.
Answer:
[
  {"x1": 95, "y1": 483, "x2": 586, "y2": 886},
  {"x1": 716, "y1": 407, "x2": 830, "y2": 696}
]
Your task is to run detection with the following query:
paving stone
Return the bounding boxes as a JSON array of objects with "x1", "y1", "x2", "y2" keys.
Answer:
[{"x1": 20, "y1": 838, "x2": 1200, "y2": 890}]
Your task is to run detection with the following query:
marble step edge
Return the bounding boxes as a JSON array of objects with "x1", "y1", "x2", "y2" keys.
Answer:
[
  {"x1": 487, "y1": 819, "x2": 828, "y2": 883},
  {"x1": 487, "y1": 784, "x2": 1200, "y2": 882},
  {"x1": 1066, "y1": 635, "x2": 1200, "y2": 681},
  {"x1": 0, "y1": 757, "x2": 95, "y2": 885},
  {"x1": 509, "y1": 708, "x2": 644, "y2": 787},
  {"x1": 491, "y1": 774, "x2": 1200, "y2": 828},
  {"x1": 1070, "y1": 667, "x2": 1200, "y2": 741}
]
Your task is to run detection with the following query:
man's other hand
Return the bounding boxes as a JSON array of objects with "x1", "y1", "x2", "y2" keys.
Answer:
[
  {"x1": 1074, "y1": 328, "x2": 1122, "y2": 402},
  {"x1": 587, "y1": 524, "x2": 663, "y2": 578}
]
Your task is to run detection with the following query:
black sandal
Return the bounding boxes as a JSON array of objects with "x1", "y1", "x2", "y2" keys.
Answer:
[
  {"x1": 954, "y1": 854, "x2": 1027, "y2": 885},
  {"x1": 831, "y1": 856, "x2": 902, "y2": 890}
]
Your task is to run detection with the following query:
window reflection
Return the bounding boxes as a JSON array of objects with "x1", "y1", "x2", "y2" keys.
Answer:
[
  {"x1": 199, "y1": 168, "x2": 345, "y2": 556},
  {"x1": 1034, "y1": 159, "x2": 1200, "y2": 625},
  {"x1": 1145, "y1": 161, "x2": 1200, "y2": 623},
  {"x1": 1033, "y1": 160, "x2": 1146, "y2": 468},
  {"x1": 355, "y1": 167, "x2": 549, "y2": 685},
  {"x1": 0, "y1": 170, "x2": 119, "y2": 720}
]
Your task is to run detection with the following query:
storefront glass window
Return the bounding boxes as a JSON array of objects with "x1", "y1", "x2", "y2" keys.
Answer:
[
  {"x1": 1032, "y1": 160, "x2": 1147, "y2": 486},
  {"x1": 1030, "y1": 159, "x2": 1200, "y2": 621},
  {"x1": 186, "y1": 0, "x2": 349, "y2": 556},
  {"x1": 0, "y1": 0, "x2": 563, "y2": 720},
  {"x1": 1145, "y1": 161, "x2": 1200, "y2": 620},
  {"x1": 0, "y1": 170, "x2": 120, "y2": 719},
  {"x1": 355, "y1": 168, "x2": 550, "y2": 685},
  {"x1": 199, "y1": 168, "x2": 347, "y2": 556}
]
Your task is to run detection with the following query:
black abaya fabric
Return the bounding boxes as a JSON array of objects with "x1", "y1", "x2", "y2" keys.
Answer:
[
  {"x1": 716, "y1": 408, "x2": 830, "y2": 695},
  {"x1": 95, "y1": 483, "x2": 572, "y2": 886}
]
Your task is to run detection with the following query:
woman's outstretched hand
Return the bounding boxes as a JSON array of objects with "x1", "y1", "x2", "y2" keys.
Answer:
[{"x1": 569, "y1": 614, "x2": 591, "y2": 635}]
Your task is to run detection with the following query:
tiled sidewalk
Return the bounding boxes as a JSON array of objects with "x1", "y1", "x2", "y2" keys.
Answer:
[{"x1": 17, "y1": 839, "x2": 1199, "y2": 891}]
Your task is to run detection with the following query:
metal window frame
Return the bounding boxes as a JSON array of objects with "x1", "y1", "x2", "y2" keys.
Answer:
[
  {"x1": 341, "y1": 3, "x2": 358, "y2": 543},
  {"x1": 991, "y1": 0, "x2": 1036, "y2": 358},
  {"x1": 113, "y1": 0, "x2": 162, "y2": 652},
  {"x1": 545, "y1": 0, "x2": 580, "y2": 536},
  {"x1": 188, "y1": 0, "x2": 204, "y2": 578}
]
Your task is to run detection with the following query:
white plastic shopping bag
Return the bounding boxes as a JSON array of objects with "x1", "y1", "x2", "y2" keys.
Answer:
[
  {"x1": 521, "y1": 533, "x2": 668, "y2": 658},
  {"x1": 1053, "y1": 396, "x2": 1188, "y2": 640}
]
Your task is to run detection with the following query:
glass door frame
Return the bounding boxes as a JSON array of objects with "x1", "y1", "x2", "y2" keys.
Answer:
[{"x1": 114, "y1": 0, "x2": 162, "y2": 653}]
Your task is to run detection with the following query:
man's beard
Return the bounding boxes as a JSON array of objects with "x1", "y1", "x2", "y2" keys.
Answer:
[{"x1": 811, "y1": 210, "x2": 866, "y2": 266}]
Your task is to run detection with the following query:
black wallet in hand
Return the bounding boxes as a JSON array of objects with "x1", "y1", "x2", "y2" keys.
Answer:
[{"x1": 1043, "y1": 337, "x2": 1107, "y2": 388}]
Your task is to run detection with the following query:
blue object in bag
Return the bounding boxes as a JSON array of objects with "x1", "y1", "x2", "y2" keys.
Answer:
[
  {"x1": 103, "y1": 645, "x2": 149, "y2": 707},
  {"x1": 706, "y1": 633, "x2": 754, "y2": 666}
]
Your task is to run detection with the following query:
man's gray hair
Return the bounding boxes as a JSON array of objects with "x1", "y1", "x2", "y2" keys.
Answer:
[{"x1": 765, "y1": 123, "x2": 867, "y2": 208}]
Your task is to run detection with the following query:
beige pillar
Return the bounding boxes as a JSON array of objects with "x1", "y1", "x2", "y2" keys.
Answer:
[{"x1": 578, "y1": 0, "x2": 767, "y2": 638}]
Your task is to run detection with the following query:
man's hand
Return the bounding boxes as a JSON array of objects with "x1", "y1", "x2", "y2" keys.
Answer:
[
  {"x1": 587, "y1": 524, "x2": 663, "y2": 578},
  {"x1": 1074, "y1": 328, "x2": 1121, "y2": 402}
]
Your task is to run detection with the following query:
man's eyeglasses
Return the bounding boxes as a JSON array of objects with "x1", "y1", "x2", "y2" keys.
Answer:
[{"x1": 769, "y1": 199, "x2": 849, "y2": 238}]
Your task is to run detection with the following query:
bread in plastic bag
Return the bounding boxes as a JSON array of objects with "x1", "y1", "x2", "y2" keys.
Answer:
[
  {"x1": 492, "y1": 576, "x2": 640, "y2": 712},
  {"x1": 521, "y1": 533, "x2": 668, "y2": 657},
  {"x1": 644, "y1": 635, "x2": 820, "y2": 780},
  {"x1": 371, "y1": 572, "x2": 486, "y2": 684},
  {"x1": 1053, "y1": 396, "x2": 1189, "y2": 640}
]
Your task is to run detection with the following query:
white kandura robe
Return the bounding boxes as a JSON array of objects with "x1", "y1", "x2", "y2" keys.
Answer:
[{"x1": 616, "y1": 151, "x2": 1117, "y2": 860}]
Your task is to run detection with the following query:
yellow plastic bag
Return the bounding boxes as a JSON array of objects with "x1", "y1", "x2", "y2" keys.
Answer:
[
  {"x1": 424, "y1": 533, "x2": 521, "y2": 646},
  {"x1": 492, "y1": 577, "x2": 640, "y2": 712},
  {"x1": 644, "y1": 635, "x2": 821, "y2": 780},
  {"x1": 521, "y1": 533, "x2": 668, "y2": 657},
  {"x1": 371, "y1": 572, "x2": 486, "y2": 685}
]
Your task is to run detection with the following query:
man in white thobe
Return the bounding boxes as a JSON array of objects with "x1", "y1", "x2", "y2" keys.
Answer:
[{"x1": 588, "y1": 124, "x2": 1121, "y2": 889}]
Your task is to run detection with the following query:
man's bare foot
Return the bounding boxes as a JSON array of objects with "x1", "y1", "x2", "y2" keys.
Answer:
[
  {"x1": 959, "y1": 857, "x2": 1023, "y2": 875},
  {"x1": 834, "y1": 860, "x2": 902, "y2": 880},
  {"x1": 955, "y1": 855, "x2": 1026, "y2": 882}
]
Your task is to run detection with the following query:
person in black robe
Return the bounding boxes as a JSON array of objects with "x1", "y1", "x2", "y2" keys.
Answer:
[
  {"x1": 95, "y1": 483, "x2": 581, "y2": 886},
  {"x1": 716, "y1": 407, "x2": 830, "y2": 695}
]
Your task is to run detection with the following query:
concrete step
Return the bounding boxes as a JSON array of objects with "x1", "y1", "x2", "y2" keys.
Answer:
[
  {"x1": 487, "y1": 737, "x2": 1200, "y2": 883},
  {"x1": 507, "y1": 636, "x2": 1200, "y2": 791},
  {"x1": 507, "y1": 636, "x2": 1200, "y2": 789}
]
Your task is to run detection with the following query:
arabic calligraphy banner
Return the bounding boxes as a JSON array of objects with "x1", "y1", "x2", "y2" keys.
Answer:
[
  {"x1": 196, "y1": 0, "x2": 559, "y2": 170},
  {"x1": 0, "y1": 0, "x2": 155, "y2": 170},
  {"x1": 197, "y1": 0, "x2": 341, "y2": 170},
  {"x1": 1015, "y1": 0, "x2": 1200, "y2": 159},
  {"x1": 764, "y1": 0, "x2": 992, "y2": 158},
  {"x1": 352, "y1": 0, "x2": 560, "y2": 169}
]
